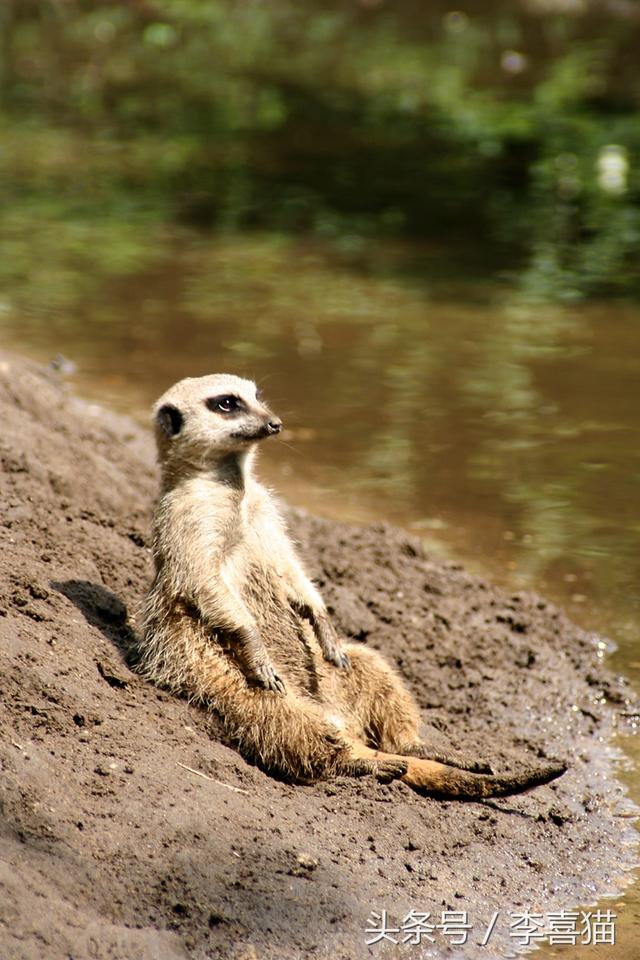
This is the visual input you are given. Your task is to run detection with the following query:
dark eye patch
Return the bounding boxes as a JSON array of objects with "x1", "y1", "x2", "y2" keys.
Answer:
[{"x1": 205, "y1": 394, "x2": 245, "y2": 415}]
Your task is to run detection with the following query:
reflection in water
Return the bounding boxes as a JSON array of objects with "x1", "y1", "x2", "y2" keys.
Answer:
[
  {"x1": 3, "y1": 233, "x2": 639, "y2": 648},
  {"x1": 1, "y1": 232, "x2": 639, "y2": 956}
]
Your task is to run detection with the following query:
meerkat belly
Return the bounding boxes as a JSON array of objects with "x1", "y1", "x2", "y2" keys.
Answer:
[{"x1": 240, "y1": 564, "x2": 335, "y2": 700}]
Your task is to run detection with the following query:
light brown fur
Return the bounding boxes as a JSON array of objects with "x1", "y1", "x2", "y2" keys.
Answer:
[{"x1": 139, "y1": 374, "x2": 566, "y2": 800}]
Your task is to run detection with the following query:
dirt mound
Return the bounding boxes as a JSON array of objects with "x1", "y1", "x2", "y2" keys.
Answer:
[{"x1": 0, "y1": 352, "x2": 636, "y2": 960}]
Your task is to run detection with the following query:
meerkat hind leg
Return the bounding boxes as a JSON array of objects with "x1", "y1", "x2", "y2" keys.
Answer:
[
  {"x1": 341, "y1": 644, "x2": 492, "y2": 773},
  {"x1": 399, "y1": 738, "x2": 494, "y2": 775},
  {"x1": 338, "y1": 646, "x2": 565, "y2": 793},
  {"x1": 344, "y1": 739, "x2": 566, "y2": 800}
]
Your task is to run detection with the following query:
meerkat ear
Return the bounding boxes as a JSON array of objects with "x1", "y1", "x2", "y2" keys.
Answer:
[{"x1": 156, "y1": 403, "x2": 183, "y2": 438}]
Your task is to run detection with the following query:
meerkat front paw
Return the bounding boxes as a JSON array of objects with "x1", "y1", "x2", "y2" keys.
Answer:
[
  {"x1": 253, "y1": 661, "x2": 286, "y2": 695},
  {"x1": 315, "y1": 618, "x2": 351, "y2": 671},
  {"x1": 324, "y1": 644, "x2": 351, "y2": 670}
]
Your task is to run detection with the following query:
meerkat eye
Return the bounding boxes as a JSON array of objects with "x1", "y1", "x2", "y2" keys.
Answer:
[{"x1": 206, "y1": 395, "x2": 245, "y2": 415}]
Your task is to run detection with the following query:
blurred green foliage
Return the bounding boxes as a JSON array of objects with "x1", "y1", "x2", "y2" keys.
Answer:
[{"x1": 1, "y1": 0, "x2": 640, "y2": 298}]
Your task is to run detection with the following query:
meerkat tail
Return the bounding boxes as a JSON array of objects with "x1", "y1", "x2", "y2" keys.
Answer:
[{"x1": 401, "y1": 756, "x2": 567, "y2": 800}]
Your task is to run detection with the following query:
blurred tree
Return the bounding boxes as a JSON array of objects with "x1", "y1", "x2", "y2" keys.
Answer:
[{"x1": 0, "y1": 0, "x2": 639, "y2": 296}]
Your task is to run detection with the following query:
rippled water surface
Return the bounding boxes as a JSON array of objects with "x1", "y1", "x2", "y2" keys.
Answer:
[{"x1": 2, "y1": 232, "x2": 639, "y2": 956}]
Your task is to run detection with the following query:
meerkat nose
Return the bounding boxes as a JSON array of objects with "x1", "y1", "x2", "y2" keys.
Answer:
[{"x1": 267, "y1": 419, "x2": 282, "y2": 435}]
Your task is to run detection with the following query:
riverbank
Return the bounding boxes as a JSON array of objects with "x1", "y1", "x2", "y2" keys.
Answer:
[{"x1": 0, "y1": 350, "x2": 636, "y2": 960}]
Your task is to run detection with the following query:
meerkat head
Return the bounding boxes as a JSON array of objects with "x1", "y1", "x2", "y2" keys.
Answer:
[{"x1": 153, "y1": 374, "x2": 282, "y2": 479}]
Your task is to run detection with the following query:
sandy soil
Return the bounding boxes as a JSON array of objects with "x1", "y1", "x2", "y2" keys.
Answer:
[{"x1": 0, "y1": 351, "x2": 636, "y2": 960}]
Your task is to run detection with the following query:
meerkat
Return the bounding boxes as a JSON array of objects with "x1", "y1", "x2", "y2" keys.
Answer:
[{"x1": 139, "y1": 374, "x2": 566, "y2": 800}]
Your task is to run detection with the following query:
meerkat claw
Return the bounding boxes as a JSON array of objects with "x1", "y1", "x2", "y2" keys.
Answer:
[
  {"x1": 326, "y1": 647, "x2": 351, "y2": 670},
  {"x1": 315, "y1": 619, "x2": 351, "y2": 670},
  {"x1": 337, "y1": 650, "x2": 351, "y2": 670},
  {"x1": 254, "y1": 664, "x2": 286, "y2": 695}
]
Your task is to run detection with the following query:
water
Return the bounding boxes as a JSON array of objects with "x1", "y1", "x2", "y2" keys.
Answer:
[{"x1": 2, "y1": 231, "x2": 639, "y2": 955}]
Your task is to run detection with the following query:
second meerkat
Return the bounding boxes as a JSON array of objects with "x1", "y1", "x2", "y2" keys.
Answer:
[{"x1": 140, "y1": 374, "x2": 566, "y2": 799}]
